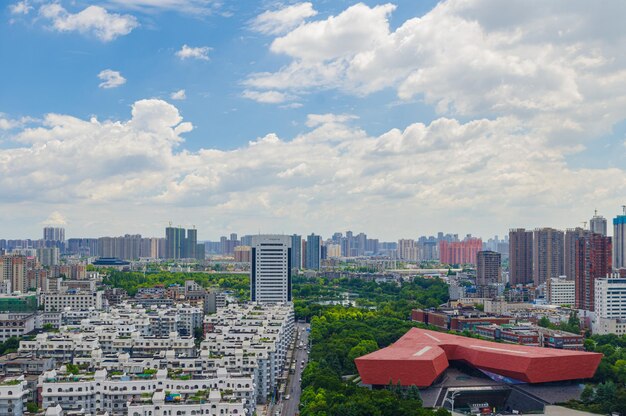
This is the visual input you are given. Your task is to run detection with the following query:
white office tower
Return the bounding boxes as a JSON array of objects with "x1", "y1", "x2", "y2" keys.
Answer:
[
  {"x1": 251, "y1": 235, "x2": 292, "y2": 303},
  {"x1": 593, "y1": 277, "x2": 626, "y2": 335}
]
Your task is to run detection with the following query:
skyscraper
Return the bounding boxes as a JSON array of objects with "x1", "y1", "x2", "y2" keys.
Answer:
[
  {"x1": 575, "y1": 233, "x2": 612, "y2": 311},
  {"x1": 290, "y1": 234, "x2": 302, "y2": 271},
  {"x1": 533, "y1": 228, "x2": 564, "y2": 286},
  {"x1": 250, "y1": 235, "x2": 291, "y2": 303},
  {"x1": 165, "y1": 226, "x2": 200, "y2": 259},
  {"x1": 476, "y1": 251, "x2": 501, "y2": 286},
  {"x1": 590, "y1": 210, "x2": 607, "y2": 236},
  {"x1": 305, "y1": 234, "x2": 321, "y2": 270},
  {"x1": 614, "y1": 208, "x2": 626, "y2": 270},
  {"x1": 509, "y1": 229, "x2": 533, "y2": 285},
  {"x1": 43, "y1": 226, "x2": 65, "y2": 242},
  {"x1": 564, "y1": 228, "x2": 589, "y2": 280}
]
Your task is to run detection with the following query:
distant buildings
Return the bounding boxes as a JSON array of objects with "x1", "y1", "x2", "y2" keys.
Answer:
[
  {"x1": 614, "y1": 209, "x2": 626, "y2": 270},
  {"x1": 290, "y1": 234, "x2": 302, "y2": 271},
  {"x1": 590, "y1": 210, "x2": 607, "y2": 236},
  {"x1": 398, "y1": 239, "x2": 419, "y2": 261},
  {"x1": 476, "y1": 250, "x2": 501, "y2": 285},
  {"x1": 564, "y1": 228, "x2": 588, "y2": 280},
  {"x1": 575, "y1": 233, "x2": 612, "y2": 311},
  {"x1": 43, "y1": 226, "x2": 65, "y2": 243},
  {"x1": 165, "y1": 226, "x2": 204, "y2": 260},
  {"x1": 509, "y1": 229, "x2": 533, "y2": 285},
  {"x1": 532, "y1": 228, "x2": 564, "y2": 286},
  {"x1": 250, "y1": 235, "x2": 291, "y2": 303},
  {"x1": 439, "y1": 237, "x2": 482, "y2": 265},
  {"x1": 305, "y1": 234, "x2": 321, "y2": 270}
]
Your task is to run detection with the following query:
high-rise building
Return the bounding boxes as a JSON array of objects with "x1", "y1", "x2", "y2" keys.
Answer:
[
  {"x1": 398, "y1": 239, "x2": 419, "y2": 261},
  {"x1": 305, "y1": 234, "x2": 321, "y2": 270},
  {"x1": 590, "y1": 210, "x2": 607, "y2": 236},
  {"x1": 564, "y1": 228, "x2": 589, "y2": 280},
  {"x1": 165, "y1": 227, "x2": 201, "y2": 260},
  {"x1": 575, "y1": 233, "x2": 612, "y2": 311},
  {"x1": 614, "y1": 208, "x2": 626, "y2": 270},
  {"x1": 509, "y1": 229, "x2": 533, "y2": 285},
  {"x1": 43, "y1": 226, "x2": 65, "y2": 242},
  {"x1": 234, "y1": 246, "x2": 251, "y2": 263},
  {"x1": 593, "y1": 277, "x2": 626, "y2": 334},
  {"x1": 476, "y1": 251, "x2": 501, "y2": 286},
  {"x1": 532, "y1": 228, "x2": 564, "y2": 286},
  {"x1": 250, "y1": 235, "x2": 291, "y2": 303},
  {"x1": 290, "y1": 234, "x2": 302, "y2": 271},
  {"x1": 36, "y1": 247, "x2": 60, "y2": 267},
  {"x1": 0, "y1": 255, "x2": 26, "y2": 293},
  {"x1": 439, "y1": 238, "x2": 482, "y2": 265}
]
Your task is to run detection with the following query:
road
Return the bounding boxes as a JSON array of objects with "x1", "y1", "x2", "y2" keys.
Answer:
[{"x1": 271, "y1": 322, "x2": 310, "y2": 416}]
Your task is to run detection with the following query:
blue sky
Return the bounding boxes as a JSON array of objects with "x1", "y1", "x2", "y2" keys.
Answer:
[
  {"x1": 1, "y1": 0, "x2": 625, "y2": 240},
  {"x1": 1, "y1": 0, "x2": 439, "y2": 150}
]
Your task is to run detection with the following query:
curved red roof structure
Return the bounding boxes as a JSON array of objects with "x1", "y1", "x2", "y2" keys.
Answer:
[{"x1": 355, "y1": 328, "x2": 602, "y2": 387}]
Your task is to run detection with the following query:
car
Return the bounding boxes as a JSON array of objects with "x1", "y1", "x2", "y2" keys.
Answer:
[{"x1": 284, "y1": 395, "x2": 291, "y2": 400}]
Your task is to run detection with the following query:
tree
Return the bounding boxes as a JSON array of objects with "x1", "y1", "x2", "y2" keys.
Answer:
[
  {"x1": 538, "y1": 316, "x2": 550, "y2": 328},
  {"x1": 26, "y1": 402, "x2": 39, "y2": 413},
  {"x1": 580, "y1": 384, "x2": 594, "y2": 404}
]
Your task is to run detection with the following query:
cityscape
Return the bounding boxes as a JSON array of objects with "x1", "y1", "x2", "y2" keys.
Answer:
[{"x1": 2, "y1": 1, "x2": 626, "y2": 416}]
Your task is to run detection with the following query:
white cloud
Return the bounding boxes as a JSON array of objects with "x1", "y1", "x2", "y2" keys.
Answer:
[
  {"x1": 98, "y1": 69, "x2": 126, "y2": 89},
  {"x1": 9, "y1": 1, "x2": 31, "y2": 15},
  {"x1": 176, "y1": 44, "x2": 210, "y2": 60},
  {"x1": 1, "y1": 101, "x2": 624, "y2": 238},
  {"x1": 170, "y1": 89, "x2": 186, "y2": 100},
  {"x1": 0, "y1": 114, "x2": 34, "y2": 130},
  {"x1": 39, "y1": 3, "x2": 138, "y2": 42},
  {"x1": 43, "y1": 211, "x2": 67, "y2": 226},
  {"x1": 245, "y1": 1, "x2": 626, "y2": 143},
  {"x1": 250, "y1": 2, "x2": 317, "y2": 35},
  {"x1": 242, "y1": 90, "x2": 293, "y2": 104}
]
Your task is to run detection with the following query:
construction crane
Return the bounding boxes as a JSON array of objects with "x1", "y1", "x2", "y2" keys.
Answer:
[{"x1": 622, "y1": 205, "x2": 626, "y2": 215}]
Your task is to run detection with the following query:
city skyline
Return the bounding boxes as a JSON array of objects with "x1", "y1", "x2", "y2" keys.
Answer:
[{"x1": 2, "y1": 1, "x2": 626, "y2": 239}]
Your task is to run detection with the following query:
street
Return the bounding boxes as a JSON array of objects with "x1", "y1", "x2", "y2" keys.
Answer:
[{"x1": 270, "y1": 322, "x2": 310, "y2": 416}]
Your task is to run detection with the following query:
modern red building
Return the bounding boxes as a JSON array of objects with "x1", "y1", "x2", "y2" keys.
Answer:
[
  {"x1": 355, "y1": 328, "x2": 601, "y2": 387},
  {"x1": 575, "y1": 233, "x2": 612, "y2": 311},
  {"x1": 439, "y1": 238, "x2": 482, "y2": 265}
]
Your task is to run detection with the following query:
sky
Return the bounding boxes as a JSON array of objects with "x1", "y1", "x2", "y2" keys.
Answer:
[{"x1": 1, "y1": 0, "x2": 626, "y2": 240}]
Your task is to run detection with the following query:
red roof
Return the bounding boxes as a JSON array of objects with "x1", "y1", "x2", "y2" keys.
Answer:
[{"x1": 355, "y1": 328, "x2": 602, "y2": 387}]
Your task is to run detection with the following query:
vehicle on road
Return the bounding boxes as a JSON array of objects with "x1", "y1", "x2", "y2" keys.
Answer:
[{"x1": 284, "y1": 395, "x2": 290, "y2": 400}]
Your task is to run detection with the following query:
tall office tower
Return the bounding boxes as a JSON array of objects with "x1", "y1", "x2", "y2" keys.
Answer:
[
  {"x1": 356, "y1": 233, "x2": 367, "y2": 256},
  {"x1": 532, "y1": 228, "x2": 564, "y2": 286},
  {"x1": 185, "y1": 228, "x2": 198, "y2": 259},
  {"x1": 290, "y1": 234, "x2": 302, "y2": 271},
  {"x1": 36, "y1": 247, "x2": 60, "y2": 267},
  {"x1": 345, "y1": 231, "x2": 354, "y2": 257},
  {"x1": 575, "y1": 234, "x2": 612, "y2": 311},
  {"x1": 332, "y1": 232, "x2": 342, "y2": 244},
  {"x1": 305, "y1": 234, "x2": 321, "y2": 270},
  {"x1": 398, "y1": 239, "x2": 419, "y2": 261},
  {"x1": 476, "y1": 251, "x2": 502, "y2": 285},
  {"x1": 165, "y1": 226, "x2": 185, "y2": 259},
  {"x1": 509, "y1": 229, "x2": 533, "y2": 285},
  {"x1": 565, "y1": 228, "x2": 590, "y2": 280},
  {"x1": 301, "y1": 240, "x2": 307, "y2": 267},
  {"x1": 43, "y1": 226, "x2": 65, "y2": 242},
  {"x1": 614, "y1": 208, "x2": 626, "y2": 270},
  {"x1": 250, "y1": 235, "x2": 291, "y2": 303},
  {"x1": 590, "y1": 210, "x2": 607, "y2": 236}
]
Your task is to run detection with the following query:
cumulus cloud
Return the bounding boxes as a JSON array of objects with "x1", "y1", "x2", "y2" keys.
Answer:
[
  {"x1": 98, "y1": 69, "x2": 126, "y2": 89},
  {"x1": 242, "y1": 89, "x2": 293, "y2": 104},
  {"x1": 39, "y1": 3, "x2": 138, "y2": 42},
  {"x1": 43, "y1": 211, "x2": 67, "y2": 226},
  {"x1": 170, "y1": 89, "x2": 186, "y2": 100},
  {"x1": 250, "y1": 2, "x2": 317, "y2": 35},
  {"x1": 176, "y1": 44, "x2": 210, "y2": 60},
  {"x1": 245, "y1": 0, "x2": 626, "y2": 142},
  {"x1": 9, "y1": 1, "x2": 31, "y2": 15},
  {"x1": 1, "y1": 100, "x2": 624, "y2": 237}
]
